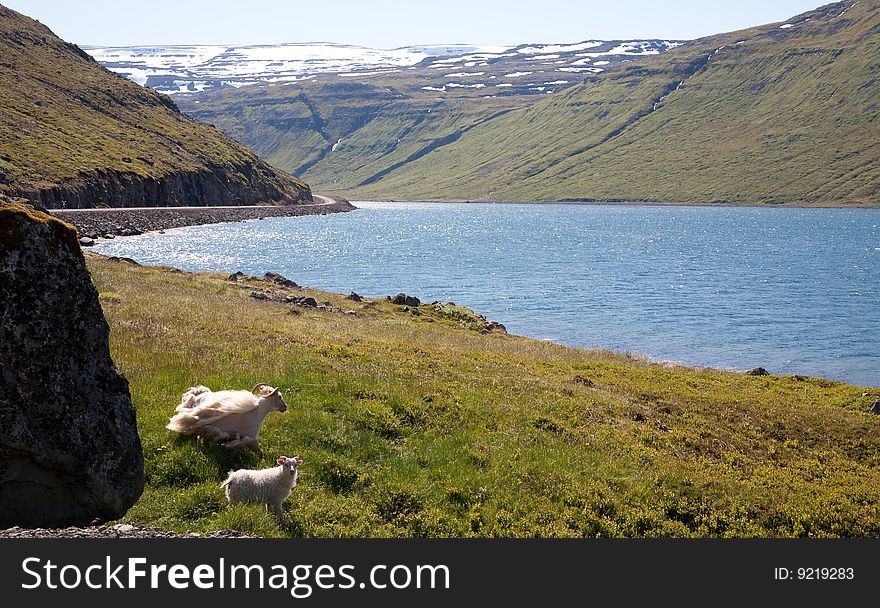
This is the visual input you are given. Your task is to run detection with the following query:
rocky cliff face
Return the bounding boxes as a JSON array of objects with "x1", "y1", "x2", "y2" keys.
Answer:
[
  {"x1": 17, "y1": 163, "x2": 309, "y2": 209},
  {"x1": 0, "y1": 197, "x2": 144, "y2": 527}
]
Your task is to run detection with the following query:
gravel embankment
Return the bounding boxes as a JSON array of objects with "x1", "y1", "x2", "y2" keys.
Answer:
[
  {"x1": 0, "y1": 523, "x2": 248, "y2": 538},
  {"x1": 50, "y1": 196, "x2": 356, "y2": 243}
]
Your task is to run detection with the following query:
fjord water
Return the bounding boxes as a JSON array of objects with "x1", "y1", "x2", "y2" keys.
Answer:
[{"x1": 94, "y1": 202, "x2": 879, "y2": 387}]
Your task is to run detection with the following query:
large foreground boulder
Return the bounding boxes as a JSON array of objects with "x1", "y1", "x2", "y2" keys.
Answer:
[{"x1": 0, "y1": 198, "x2": 144, "y2": 527}]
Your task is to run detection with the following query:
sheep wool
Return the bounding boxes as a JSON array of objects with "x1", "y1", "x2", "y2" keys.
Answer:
[
  {"x1": 221, "y1": 456, "x2": 303, "y2": 520},
  {"x1": 166, "y1": 383, "x2": 288, "y2": 454}
]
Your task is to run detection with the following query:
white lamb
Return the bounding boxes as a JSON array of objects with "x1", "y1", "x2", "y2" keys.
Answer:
[
  {"x1": 221, "y1": 456, "x2": 303, "y2": 520},
  {"x1": 166, "y1": 383, "x2": 287, "y2": 454}
]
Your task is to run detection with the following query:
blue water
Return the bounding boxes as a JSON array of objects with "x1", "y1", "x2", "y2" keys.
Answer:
[{"x1": 94, "y1": 202, "x2": 880, "y2": 387}]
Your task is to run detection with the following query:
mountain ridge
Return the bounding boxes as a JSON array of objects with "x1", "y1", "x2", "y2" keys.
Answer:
[
  {"x1": 170, "y1": 38, "x2": 681, "y2": 192},
  {"x1": 88, "y1": 39, "x2": 681, "y2": 94},
  {"x1": 0, "y1": 4, "x2": 312, "y2": 208},
  {"x1": 86, "y1": 42, "x2": 513, "y2": 93},
  {"x1": 337, "y1": 0, "x2": 879, "y2": 205},
  {"x1": 166, "y1": 1, "x2": 879, "y2": 207}
]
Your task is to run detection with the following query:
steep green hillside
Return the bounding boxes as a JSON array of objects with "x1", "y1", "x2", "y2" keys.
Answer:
[
  {"x1": 182, "y1": 80, "x2": 526, "y2": 190},
  {"x1": 345, "y1": 0, "x2": 879, "y2": 205},
  {"x1": 0, "y1": 5, "x2": 311, "y2": 207},
  {"x1": 177, "y1": 41, "x2": 679, "y2": 193}
]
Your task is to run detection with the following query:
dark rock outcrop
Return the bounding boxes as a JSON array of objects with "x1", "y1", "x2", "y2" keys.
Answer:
[
  {"x1": 391, "y1": 293, "x2": 421, "y2": 307},
  {"x1": 745, "y1": 367, "x2": 770, "y2": 376},
  {"x1": 0, "y1": 200, "x2": 144, "y2": 528},
  {"x1": 264, "y1": 272, "x2": 299, "y2": 288},
  {"x1": 871, "y1": 397, "x2": 880, "y2": 415},
  {"x1": 481, "y1": 321, "x2": 507, "y2": 334}
]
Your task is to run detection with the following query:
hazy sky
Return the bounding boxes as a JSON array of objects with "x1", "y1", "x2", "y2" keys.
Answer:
[{"x1": 4, "y1": 0, "x2": 829, "y2": 48}]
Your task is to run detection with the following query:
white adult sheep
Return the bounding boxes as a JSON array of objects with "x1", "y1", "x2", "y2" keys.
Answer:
[
  {"x1": 221, "y1": 455, "x2": 303, "y2": 520},
  {"x1": 166, "y1": 383, "x2": 287, "y2": 454}
]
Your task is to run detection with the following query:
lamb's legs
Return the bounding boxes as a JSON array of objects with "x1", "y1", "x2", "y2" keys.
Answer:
[{"x1": 273, "y1": 502, "x2": 287, "y2": 521}]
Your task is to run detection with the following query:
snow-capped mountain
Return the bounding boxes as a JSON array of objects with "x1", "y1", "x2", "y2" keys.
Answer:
[
  {"x1": 86, "y1": 40, "x2": 682, "y2": 95},
  {"x1": 85, "y1": 42, "x2": 510, "y2": 93}
]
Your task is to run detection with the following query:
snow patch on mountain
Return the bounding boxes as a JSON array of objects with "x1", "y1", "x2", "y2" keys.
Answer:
[
  {"x1": 517, "y1": 41, "x2": 603, "y2": 54},
  {"x1": 87, "y1": 39, "x2": 684, "y2": 95},
  {"x1": 86, "y1": 42, "x2": 507, "y2": 93}
]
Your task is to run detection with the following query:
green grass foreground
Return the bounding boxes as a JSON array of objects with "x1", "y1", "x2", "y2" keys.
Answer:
[{"x1": 86, "y1": 255, "x2": 880, "y2": 537}]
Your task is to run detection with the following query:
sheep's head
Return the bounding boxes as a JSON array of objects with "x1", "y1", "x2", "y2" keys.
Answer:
[
  {"x1": 252, "y1": 383, "x2": 288, "y2": 412},
  {"x1": 277, "y1": 455, "x2": 303, "y2": 475}
]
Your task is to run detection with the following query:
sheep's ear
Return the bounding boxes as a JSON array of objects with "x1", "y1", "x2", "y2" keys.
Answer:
[
  {"x1": 277, "y1": 457, "x2": 286, "y2": 465},
  {"x1": 295, "y1": 458, "x2": 303, "y2": 465}
]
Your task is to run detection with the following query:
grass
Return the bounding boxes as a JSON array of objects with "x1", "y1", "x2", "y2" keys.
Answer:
[{"x1": 86, "y1": 254, "x2": 880, "y2": 537}]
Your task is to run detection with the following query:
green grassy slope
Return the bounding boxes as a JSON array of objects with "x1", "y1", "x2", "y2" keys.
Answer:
[
  {"x1": 0, "y1": 5, "x2": 310, "y2": 207},
  {"x1": 88, "y1": 255, "x2": 880, "y2": 537},
  {"x1": 177, "y1": 41, "x2": 681, "y2": 192},
  {"x1": 346, "y1": 0, "x2": 879, "y2": 205},
  {"x1": 181, "y1": 80, "x2": 531, "y2": 192}
]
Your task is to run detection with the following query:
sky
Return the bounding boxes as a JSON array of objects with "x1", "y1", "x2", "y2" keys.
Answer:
[{"x1": 3, "y1": 0, "x2": 830, "y2": 48}]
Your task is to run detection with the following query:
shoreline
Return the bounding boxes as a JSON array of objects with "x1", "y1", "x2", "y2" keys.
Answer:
[
  {"x1": 50, "y1": 194, "x2": 356, "y2": 242},
  {"x1": 350, "y1": 198, "x2": 880, "y2": 209},
  {"x1": 73, "y1": 203, "x2": 877, "y2": 389},
  {"x1": 88, "y1": 251, "x2": 878, "y2": 389},
  {"x1": 51, "y1": 195, "x2": 877, "y2": 245}
]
